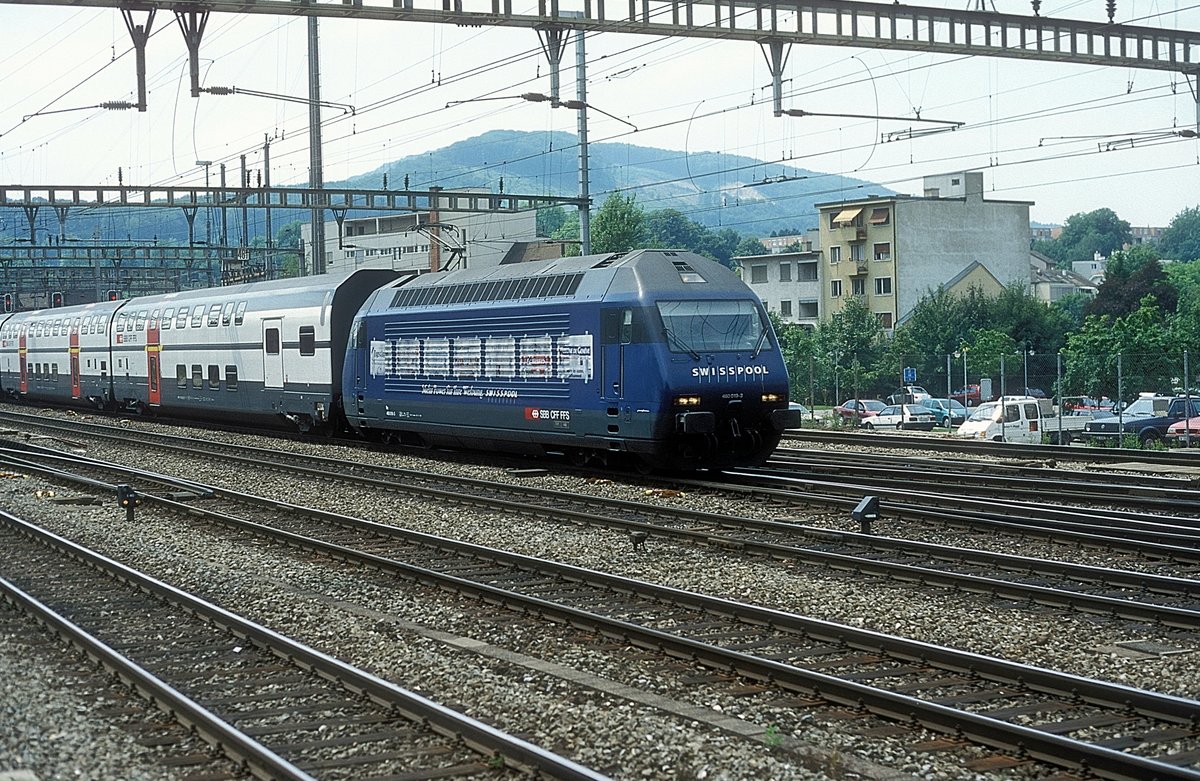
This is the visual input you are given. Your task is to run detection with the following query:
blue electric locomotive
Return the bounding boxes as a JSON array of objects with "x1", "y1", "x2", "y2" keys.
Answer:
[{"x1": 344, "y1": 249, "x2": 798, "y2": 469}]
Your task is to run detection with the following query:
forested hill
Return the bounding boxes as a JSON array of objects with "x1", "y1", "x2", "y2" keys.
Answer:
[{"x1": 344, "y1": 129, "x2": 892, "y2": 236}]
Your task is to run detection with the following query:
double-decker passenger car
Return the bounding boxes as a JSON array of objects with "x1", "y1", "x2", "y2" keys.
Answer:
[
  {"x1": 0, "y1": 270, "x2": 397, "y2": 430},
  {"x1": 344, "y1": 249, "x2": 796, "y2": 469}
]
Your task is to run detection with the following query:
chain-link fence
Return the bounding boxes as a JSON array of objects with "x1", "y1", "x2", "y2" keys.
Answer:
[{"x1": 790, "y1": 349, "x2": 1199, "y2": 446}]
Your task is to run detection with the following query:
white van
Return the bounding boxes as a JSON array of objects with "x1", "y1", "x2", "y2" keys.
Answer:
[{"x1": 956, "y1": 396, "x2": 1088, "y2": 444}]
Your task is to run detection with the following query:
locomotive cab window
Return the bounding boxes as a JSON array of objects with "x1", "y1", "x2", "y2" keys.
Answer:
[
  {"x1": 299, "y1": 326, "x2": 315, "y2": 356},
  {"x1": 657, "y1": 299, "x2": 766, "y2": 354}
]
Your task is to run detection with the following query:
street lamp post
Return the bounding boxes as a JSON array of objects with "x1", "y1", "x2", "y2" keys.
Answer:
[
  {"x1": 1024, "y1": 347, "x2": 1035, "y2": 393},
  {"x1": 954, "y1": 347, "x2": 969, "y2": 409}
]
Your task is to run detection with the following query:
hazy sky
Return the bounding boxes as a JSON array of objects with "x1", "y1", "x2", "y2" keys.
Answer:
[{"x1": 1, "y1": 0, "x2": 1197, "y2": 234}]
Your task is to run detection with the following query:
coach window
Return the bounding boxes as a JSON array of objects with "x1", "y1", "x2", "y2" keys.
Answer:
[
  {"x1": 234, "y1": 301, "x2": 247, "y2": 325},
  {"x1": 299, "y1": 326, "x2": 315, "y2": 356},
  {"x1": 222, "y1": 302, "x2": 235, "y2": 326},
  {"x1": 52, "y1": 365, "x2": 58, "y2": 382},
  {"x1": 192, "y1": 365, "x2": 203, "y2": 388},
  {"x1": 225, "y1": 366, "x2": 238, "y2": 390},
  {"x1": 265, "y1": 328, "x2": 281, "y2": 355},
  {"x1": 136, "y1": 310, "x2": 147, "y2": 331},
  {"x1": 176, "y1": 307, "x2": 189, "y2": 329},
  {"x1": 207, "y1": 304, "x2": 222, "y2": 326},
  {"x1": 116, "y1": 313, "x2": 126, "y2": 332},
  {"x1": 208, "y1": 364, "x2": 220, "y2": 390},
  {"x1": 161, "y1": 308, "x2": 173, "y2": 329},
  {"x1": 177, "y1": 365, "x2": 187, "y2": 388},
  {"x1": 191, "y1": 307, "x2": 205, "y2": 328}
]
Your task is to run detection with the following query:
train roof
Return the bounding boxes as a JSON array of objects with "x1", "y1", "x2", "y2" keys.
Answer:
[{"x1": 379, "y1": 249, "x2": 747, "y2": 312}]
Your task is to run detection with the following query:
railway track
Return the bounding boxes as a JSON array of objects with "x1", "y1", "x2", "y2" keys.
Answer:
[
  {"x1": 4, "y1": 413, "x2": 1200, "y2": 626},
  {"x1": 4, "y1": 446, "x2": 1199, "y2": 781},
  {"x1": 0, "y1": 509, "x2": 607, "y2": 781}
]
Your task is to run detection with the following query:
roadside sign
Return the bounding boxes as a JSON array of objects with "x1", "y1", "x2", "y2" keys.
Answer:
[{"x1": 903, "y1": 366, "x2": 916, "y2": 383}]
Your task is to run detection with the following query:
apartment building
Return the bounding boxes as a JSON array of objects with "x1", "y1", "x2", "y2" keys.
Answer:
[
  {"x1": 737, "y1": 242, "x2": 823, "y2": 328},
  {"x1": 818, "y1": 171, "x2": 1031, "y2": 329}
]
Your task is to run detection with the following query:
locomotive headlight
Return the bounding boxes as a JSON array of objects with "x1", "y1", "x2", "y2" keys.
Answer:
[
  {"x1": 674, "y1": 395, "x2": 701, "y2": 407},
  {"x1": 761, "y1": 393, "x2": 782, "y2": 402}
]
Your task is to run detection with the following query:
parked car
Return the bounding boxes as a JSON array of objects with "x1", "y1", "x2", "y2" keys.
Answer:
[
  {"x1": 951, "y1": 385, "x2": 983, "y2": 407},
  {"x1": 834, "y1": 399, "x2": 887, "y2": 424},
  {"x1": 1083, "y1": 394, "x2": 1200, "y2": 446},
  {"x1": 1023, "y1": 387, "x2": 1047, "y2": 398},
  {"x1": 1165, "y1": 415, "x2": 1200, "y2": 446},
  {"x1": 956, "y1": 396, "x2": 1088, "y2": 444},
  {"x1": 1063, "y1": 395, "x2": 1116, "y2": 413},
  {"x1": 865, "y1": 404, "x2": 937, "y2": 431},
  {"x1": 920, "y1": 397, "x2": 968, "y2": 427},
  {"x1": 886, "y1": 385, "x2": 932, "y2": 405},
  {"x1": 788, "y1": 402, "x2": 810, "y2": 415}
]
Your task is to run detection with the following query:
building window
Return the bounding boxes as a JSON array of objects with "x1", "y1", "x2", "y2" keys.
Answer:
[
  {"x1": 830, "y1": 280, "x2": 842, "y2": 298},
  {"x1": 780, "y1": 300, "x2": 792, "y2": 317},
  {"x1": 852, "y1": 278, "x2": 866, "y2": 296},
  {"x1": 873, "y1": 242, "x2": 891, "y2": 261},
  {"x1": 869, "y1": 207, "x2": 890, "y2": 225},
  {"x1": 828, "y1": 246, "x2": 841, "y2": 264},
  {"x1": 875, "y1": 276, "x2": 893, "y2": 295},
  {"x1": 798, "y1": 301, "x2": 818, "y2": 318},
  {"x1": 750, "y1": 265, "x2": 767, "y2": 284},
  {"x1": 850, "y1": 244, "x2": 865, "y2": 262},
  {"x1": 877, "y1": 312, "x2": 894, "y2": 328},
  {"x1": 797, "y1": 262, "x2": 818, "y2": 281},
  {"x1": 779, "y1": 263, "x2": 791, "y2": 282}
]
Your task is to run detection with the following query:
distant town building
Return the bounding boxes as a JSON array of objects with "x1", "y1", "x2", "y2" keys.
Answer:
[
  {"x1": 301, "y1": 197, "x2": 541, "y2": 275},
  {"x1": 760, "y1": 229, "x2": 820, "y2": 254},
  {"x1": 819, "y1": 171, "x2": 1031, "y2": 330},
  {"x1": 736, "y1": 244, "x2": 823, "y2": 328},
  {"x1": 1030, "y1": 224, "x2": 1061, "y2": 242},
  {"x1": 1072, "y1": 259, "x2": 1106, "y2": 285},
  {"x1": 1031, "y1": 251, "x2": 1098, "y2": 303},
  {"x1": 1128, "y1": 226, "x2": 1166, "y2": 246}
]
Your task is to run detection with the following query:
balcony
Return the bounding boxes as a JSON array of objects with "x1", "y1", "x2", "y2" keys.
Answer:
[
  {"x1": 853, "y1": 261, "x2": 869, "y2": 275},
  {"x1": 855, "y1": 228, "x2": 867, "y2": 241}
]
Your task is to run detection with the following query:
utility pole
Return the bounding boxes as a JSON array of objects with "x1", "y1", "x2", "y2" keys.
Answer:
[
  {"x1": 307, "y1": 15, "x2": 325, "y2": 276},
  {"x1": 576, "y1": 30, "x2": 590, "y2": 256}
]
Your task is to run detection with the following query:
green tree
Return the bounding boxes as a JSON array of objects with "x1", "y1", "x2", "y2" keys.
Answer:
[
  {"x1": 1065, "y1": 298, "x2": 1176, "y2": 400},
  {"x1": 275, "y1": 220, "x2": 303, "y2": 248},
  {"x1": 551, "y1": 210, "x2": 582, "y2": 257},
  {"x1": 1085, "y1": 249, "x2": 1176, "y2": 319},
  {"x1": 734, "y1": 237, "x2": 770, "y2": 256},
  {"x1": 591, "y1": 193, "x2": 646, "y2": 253},
  {"x1": 644, "y1": 209, "x2": 702, "y2": 249},
  {"x1": 1052, "y1": 208, "x2": 1132, "y2": 265},
  {"x1": 537, "y1": 207, "x2": 569, "y2": 237},
  {"x1": 694, "y1": 227, "x2": 742, "y2": 266},
  {"x1": 1159, "y1": 206, "x2": 1200, "y2": 262}
]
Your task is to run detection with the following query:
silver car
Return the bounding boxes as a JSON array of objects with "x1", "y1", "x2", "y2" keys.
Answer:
[{"x1": 864, "y1": 403, "x2": 937, "y2": 431}]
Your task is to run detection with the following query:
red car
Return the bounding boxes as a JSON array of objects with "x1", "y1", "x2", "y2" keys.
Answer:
[
  {"x1": 834, "y1": 399, "x2": 887, "y2": 424},
  {"x1": 952, "y1": 385, "x2": 983, "y2": 407}
]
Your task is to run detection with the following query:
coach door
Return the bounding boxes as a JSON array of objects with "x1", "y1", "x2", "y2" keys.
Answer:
[
  {"x1": 70, "y1": 323, "x2": 81, "y2": 399},
  {"x1": 18, "y1": 327, "x2": 27, "y2": 394},
  {"x1": 145, "y1": 315, "x2": 161, "y2": 405},
  {"x1": 600, "y1": 307, "x2": 631, "y2": 402},
  {"x1": 262, "y1": 319, "x2": 284, "y2": 389}
]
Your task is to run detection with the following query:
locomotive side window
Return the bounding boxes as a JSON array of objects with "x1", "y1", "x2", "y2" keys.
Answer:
[
  {"x1": 208, "y1": 365, "x2": 220, "y2": 389},
  {"x1": 265, "y1": 328, "x2": 281, "y2": 355},
  {"x1": 177, "y1": 365, "x2": 187, "y2": 388},
  {"x1": 192, "y1": 365, "x2": 203, "y2": 388},
  {"x1": 225, "y1": 366, "x2": 238, "y2": 390},
  {"x1": 299, "y1": 326, "x2": 315, "y2": 356}
]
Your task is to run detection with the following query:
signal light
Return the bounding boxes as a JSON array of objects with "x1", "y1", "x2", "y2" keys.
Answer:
[
  {"x1": 116, "y1": 484, "x2": 140, "y2": 514},
  {"x1": 2, "y1": 294, "x2": 12, "y2": 313},
  {"x1": 51, "y1": 291, "x2": 64, "y2": 307},
  {"x1": 107, "y1": 289, "x2": 120, "y2": 301}
]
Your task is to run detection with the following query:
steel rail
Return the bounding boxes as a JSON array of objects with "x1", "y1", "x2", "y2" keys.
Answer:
[
  {"x1": 0, "y1": 511, "x2": 613, "y2": 781},
  {"x1": 783, "y1": 429, "x2": 1200, "y2": 466},
  {"x1": 9, "y1": 444, "x2": 1200, "y2": 631},
  {"x1": 0, "y1": 574, "x2": 320, "y2": 781},
  {"x1": 5, "y1": 444, "x2": 1199, "y2": 780},
  {"x1": 110, "y1": 483, "x2": 1200, "y2": 781}
]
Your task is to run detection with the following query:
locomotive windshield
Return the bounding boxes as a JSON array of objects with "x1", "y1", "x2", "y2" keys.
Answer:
[{"x1": 656, "y1": 299, "x2": 765, "y2": 354}]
